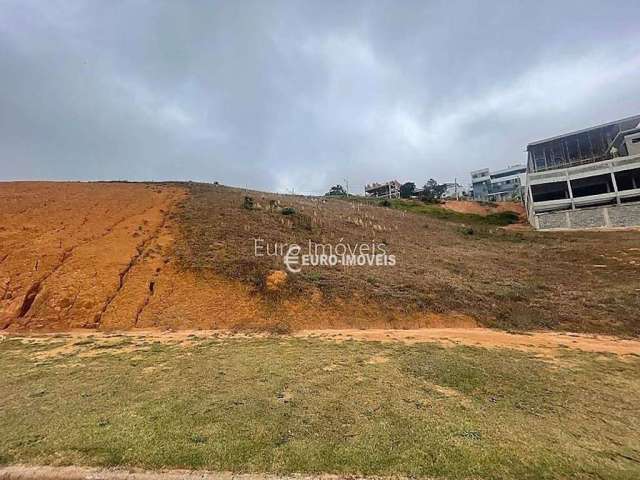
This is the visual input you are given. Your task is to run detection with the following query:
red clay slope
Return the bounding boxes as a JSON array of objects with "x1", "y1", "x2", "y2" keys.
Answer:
[{"x1": 1, "y1": 182, "x2": 475, "y2": 332}]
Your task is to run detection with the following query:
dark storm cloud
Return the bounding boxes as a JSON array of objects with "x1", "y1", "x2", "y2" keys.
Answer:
[{"x1": 1, "y1": 0, "x2": 639, "y2": 193}]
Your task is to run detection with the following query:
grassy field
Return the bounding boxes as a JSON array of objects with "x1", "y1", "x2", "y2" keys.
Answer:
[
  {"x1": 1, "y1": 334, "x2": 640, "y2": 479},
  {"x1": 380, "y1": 198, "x2": 521, "y2": 226}
]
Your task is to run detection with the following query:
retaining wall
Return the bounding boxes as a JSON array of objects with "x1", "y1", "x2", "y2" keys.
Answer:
[{"x1": 534, "y1": 201, "x2": 640, "y2": 230}]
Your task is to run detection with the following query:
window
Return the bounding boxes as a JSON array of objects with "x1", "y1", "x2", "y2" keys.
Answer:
[
  {"x1": 570, "y1": 174, "x2": 614, "y2": 197},
  {"x1": 614, "y1": 168, "x2": 640, "y2": 191},
  {"x1": 531, "y1": 181, "x2": 569, "y2": 202}
]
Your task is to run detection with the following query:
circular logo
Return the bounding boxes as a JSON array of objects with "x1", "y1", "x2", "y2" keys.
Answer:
[{"x1": 283, "y1": 244, "x2": 302, "y2": 273}]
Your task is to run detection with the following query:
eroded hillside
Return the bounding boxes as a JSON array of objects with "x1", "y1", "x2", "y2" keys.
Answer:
[{"x1": 1, "y1": 181, "x2": 639, "y2": 334}]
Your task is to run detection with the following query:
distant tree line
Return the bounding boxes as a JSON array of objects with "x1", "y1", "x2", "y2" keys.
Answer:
[
  {"x1": 325, "y1": 184, "x2": 347, "y2": 196},
  {"x1": 400, "y1": 179, "x2": 447, "y2": 203},
  {"x1": 325, "y1": 179, "x2": 448, "y2": 203}
]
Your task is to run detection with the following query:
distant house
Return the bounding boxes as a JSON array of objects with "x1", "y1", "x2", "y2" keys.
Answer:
[
  {"x1": 470, "y1": 165, "x2": 526, "y2": 201},
  {"x1": 365, "y1": 180, "x2": 401, "y2": 199},
  {"x1": 442, "y1": 182, "x2": 471, "y2": 200}
]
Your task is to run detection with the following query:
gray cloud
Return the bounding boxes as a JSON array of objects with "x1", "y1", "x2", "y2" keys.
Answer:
[{"x1": 1, "y1": 0, "x2": 639, "y2": 194}]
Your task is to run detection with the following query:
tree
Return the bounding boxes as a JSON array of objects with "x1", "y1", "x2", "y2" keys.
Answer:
[
  {"x1": 399, "y1": 182, "x2": 416, "y2": 199},
  {"x1": 419, "y1": 179, "x2": 447, "y2": 203},
  {"x1": 325, "y1": 184, "x2": 347, "y2": 196},
  {"x1": 510, "y1": 185, "x2": 524, "y2": 201}
]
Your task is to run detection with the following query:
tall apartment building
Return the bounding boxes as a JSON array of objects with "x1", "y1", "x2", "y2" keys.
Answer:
[
  {"x1": 525, "y1": 114, "x2": 640, "y2": 229},
  {"x1": 470, "y1": 165, "x2": 526, "y2": 201}
]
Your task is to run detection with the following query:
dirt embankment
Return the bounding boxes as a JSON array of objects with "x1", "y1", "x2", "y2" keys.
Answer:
[
  {"x1": 1, "y1": 182, "x2": 472, "y2": 332},
  {"x1": 1, "y1": 182, "x2": 639, "y2": 335},
  {"x1": 0, "y1": 181, "x2": 243, "y2": 331},
  {"x1": 0, "y1": 182, "x2": 184, "y2": 330},
  {"x1": 173, "y1": 184, "x2": 640, "y2": 335},
  {"x1": 442, "y1": 199, "x2": 525, "y2": 217}
]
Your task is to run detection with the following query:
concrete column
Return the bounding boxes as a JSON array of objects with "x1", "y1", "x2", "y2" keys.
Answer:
[
  {"x1": 527, "y1": 185, "x2": 535, "y2": 214},
  {"x1": 603, "y1": 207, "x2": 611, "y2": 227},
  {"x1": 609, "y1": 164, "x2": 621, "y2": 204},
  {"x1": 566, "y1": 173, "x2": 575, "y2": 210}
]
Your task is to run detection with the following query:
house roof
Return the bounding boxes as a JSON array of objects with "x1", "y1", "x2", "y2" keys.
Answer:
[{"x1": 527, "y1": 114, "x2": 640, "y2": 150}]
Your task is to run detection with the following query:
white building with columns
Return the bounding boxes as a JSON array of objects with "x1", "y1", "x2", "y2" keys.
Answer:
[{"x1": 525, "y1": 115, "x2": 640, "y2": 229}]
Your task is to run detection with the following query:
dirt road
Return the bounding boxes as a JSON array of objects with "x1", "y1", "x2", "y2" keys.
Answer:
[{"x1": 4, "y1": 327, "x2": 640, "y2": 356}]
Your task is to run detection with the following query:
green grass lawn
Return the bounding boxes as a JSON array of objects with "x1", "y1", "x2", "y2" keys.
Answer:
[
  {"x1": 381, "y1": 199, "x2": 521, "y2": 226},
  {"x1": 1, "y1": 334, "x2": 639, "y2": 479}
]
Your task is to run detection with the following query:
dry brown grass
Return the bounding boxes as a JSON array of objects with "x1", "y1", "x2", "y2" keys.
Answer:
[{"x1": 175, "y1": 183, "x2": 640, "y2": 335}]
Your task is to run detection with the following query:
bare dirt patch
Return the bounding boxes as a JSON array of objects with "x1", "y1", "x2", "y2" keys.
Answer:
[
  {"x1": 3, "y1": 182, "x2": 470, "y2": 332},
  {"x1": 0, "y1": 465, "x2": 389, "y2": 480},
  {"x1": 296, "y1": 328, "x2": 640, "y2": 355},
  {"x1": 0, "y1": 182, "x2": 185, "y2": 331},
  {"x1": 6, "y1": 327, "x2": 640, "y2": 356},
  {"x1": 442, "y1": 199, "x2": 525, "y2": 217}
]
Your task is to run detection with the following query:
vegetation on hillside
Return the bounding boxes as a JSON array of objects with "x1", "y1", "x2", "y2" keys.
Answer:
[
  {"x1": 174, "y1": 183, "x2": 640, "y2": 336},
  {"x1": 379, "y1": 198, "x2": 520, "y2": 225}
]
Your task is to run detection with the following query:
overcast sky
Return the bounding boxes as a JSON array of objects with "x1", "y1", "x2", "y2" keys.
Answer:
[{"x1": 1, "y1": 1, "x2": 639, "y2": 194}]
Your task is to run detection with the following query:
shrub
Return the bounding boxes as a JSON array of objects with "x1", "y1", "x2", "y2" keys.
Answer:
[
  {"x1": 484, "y1": 211, "x2": 520, "y2": 226},
  {"x1": 243, "y1": 196, "x2": 254, "y2": 210}
]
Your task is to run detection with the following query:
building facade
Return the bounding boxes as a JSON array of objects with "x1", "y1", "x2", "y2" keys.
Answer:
[
  {"x1": 525, "y1": 114, "x2": 640, "y2": 230},
  {"x1": 470, "y1": 165, "x2": 526, "y2": 201}
]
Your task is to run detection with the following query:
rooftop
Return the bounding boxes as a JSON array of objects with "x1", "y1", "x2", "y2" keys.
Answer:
[{"x1": 527, "y1": 114, "x2": 640, "y2": 149}]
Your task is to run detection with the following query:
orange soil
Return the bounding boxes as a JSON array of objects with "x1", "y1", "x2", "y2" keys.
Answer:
[
  {"x1": 0, "y1": 182, "x2": 476, "y2": 332},
  {"x1": 442, "y1": 199, "x2": 525, "y2": 216},
  {"x1": 0, "y1": 182, "x2": 185, "y2": 330},
  {"x1": 296, "y1": 328, "x2": 640, "y2": 355}
]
